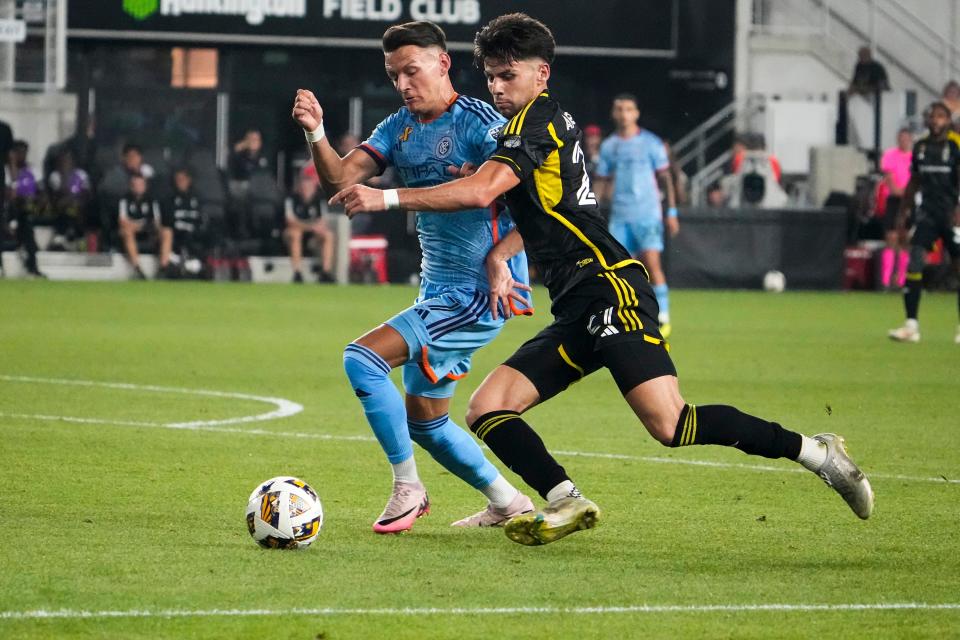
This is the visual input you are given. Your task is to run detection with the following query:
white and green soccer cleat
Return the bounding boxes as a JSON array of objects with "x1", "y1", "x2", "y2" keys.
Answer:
[
  {"x1": 813, "y1": 433, "x2": 874, "y2": 519},
  {"x1": 503, "y1": 496, "x2": 600, "y2": 546},
  {"x1": 888, "y1": 320, "x2": 920, "y2": 343}
]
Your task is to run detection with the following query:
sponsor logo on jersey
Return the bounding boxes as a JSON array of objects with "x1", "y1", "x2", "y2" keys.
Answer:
[
  {"x1": 562, "y1": 111, "x2": 577, "y2": 131},
  {"x1": 436, "y1": 136, "x2": 453, "y2": 159},
  {"x1": 503, "y1": 135, "x2": 521, "y2": 149}
]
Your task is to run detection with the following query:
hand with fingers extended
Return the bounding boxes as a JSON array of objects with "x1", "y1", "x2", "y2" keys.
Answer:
[
  {"x1": 486, "y1": 258, "x2": 532, "y2": 320},
  {"x1": 329, "y1": 184, "x2": 389, "y2": 218},
  {"x1": 447, "y1": 162, "x2": 478, "y2": 179},
  {"x1": 292, "y1": 89, "x2": 324, "y2": 133}
]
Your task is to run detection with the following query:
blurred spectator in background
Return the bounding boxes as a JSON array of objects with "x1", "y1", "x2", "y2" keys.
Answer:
[
  {"x1": 162, "y1": 168, "x2": 209, "y2": 278},
  {"x1": 706, "y1": 182, "x2": 726, "y2": 208},
  {"x1": 118, "y1": 174, "x2": 170, "y2": 279},
  {"x1": 100, "y1": 143, "x2": 156, "y2": 237},
  {"x1": 47, "y1": 149, "x2": 92, "y2": 249},
  {"x1": 228, "y1": 128, "x2": 269, "y2": 198},
  {"x1": 284, "y1": 176, "x2": 334, "y2": 284},
  {"x1": 44, "y1": 117, "x2": 99, "y2": 186},
  {"x1": 725, "y1": 132, "x2": 787, "y2": 208},
  {"x1": 663, "y1": 140, "x2": 689, "y2": 207},
  {"x1": 848, "y1": 46, "x2": 890, "y2": 97},
  {"x1": 877, "y1": 127, "x2": 913, "y2": 289},
  {"x1": 940, "y1": 81, "x2": 960, "y2": 131},
  {"x1": 5, "y1": 141, "x2": 39, "y2": 205},
  {"x1": 0, "y1": 117, "x2": 12, "y2": 217},
  {"x1": 2, "y1": 136, "x2": 43, "y2": 277}
]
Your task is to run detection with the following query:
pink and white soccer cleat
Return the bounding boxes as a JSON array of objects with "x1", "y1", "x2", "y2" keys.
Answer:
[
  {"x1": 372, "y1": 480, "x2": 430, "y2": 534},
  {"x1": 450, "y1": 492, "x2": 536, "y2": 528}
]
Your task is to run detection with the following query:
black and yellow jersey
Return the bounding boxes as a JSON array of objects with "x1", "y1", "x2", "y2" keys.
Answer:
[
  {"x1": 911, "y1": 133, "x2": 960, "y2": 217},
  {"x1": 489, "y1": 91, "x2": 642, "y2": 311}
]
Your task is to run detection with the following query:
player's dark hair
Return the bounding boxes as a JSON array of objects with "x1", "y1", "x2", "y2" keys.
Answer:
[
  {"x1": 927, "y1": 101, "x2": 952, "y2": 119},
  {"x1": 613, "y1": 93, "x2": 640, "y2": 109},
  {"x1": 382, "y1": 21, "x2": 447, "y2": 53},
  {"x1": 122, "y1": 143, "x2": 142, "y2": 155},
  {"x1": 473, "y1": 13, "x2": 556, "y2": 68}
]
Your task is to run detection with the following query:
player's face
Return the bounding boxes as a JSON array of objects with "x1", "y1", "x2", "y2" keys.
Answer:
[
  {"x1": 484, "y1": 58, "x2": 549, "y2": 118},
  {"x1": 384, "y1": 45, "x2": 450, "y2": 117},
  {"x1": 928, "y1": 107, "x2": 950, "y2": 136},
  {"x1": 611, "y1": 99, "x2": 640, "y2": 128}
]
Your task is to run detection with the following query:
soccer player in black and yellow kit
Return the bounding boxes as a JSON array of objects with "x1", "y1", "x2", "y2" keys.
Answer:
[
  {"x1": 332, "y1": 13, "x2": 875, "y2": 545},
  {"x1": 888, "y1": 102, "x2": 960, "y2": 344}
]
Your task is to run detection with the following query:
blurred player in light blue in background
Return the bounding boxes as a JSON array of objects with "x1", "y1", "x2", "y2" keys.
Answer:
[
  {"x1": 595, "y1": 94, "x2": 678, "y2": 337},
  {"x1": 292, "y1": 21, "x2": 534, "y2": 535}
]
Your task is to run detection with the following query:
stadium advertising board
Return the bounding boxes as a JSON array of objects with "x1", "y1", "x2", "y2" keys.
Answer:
[{"x1": 68, "y1": 0, "x2": 677, "y2": 57}]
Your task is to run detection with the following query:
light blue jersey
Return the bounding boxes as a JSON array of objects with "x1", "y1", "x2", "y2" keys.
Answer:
[
  {"x1": 596, "y1": 129, "x2": 669, "y2": 222},
  {"x1": 357, "y1": 95, "x2": 531, "y2": 396},
  {"x1": 360, "y1": 95, "x2": 522, "y2": 289}
]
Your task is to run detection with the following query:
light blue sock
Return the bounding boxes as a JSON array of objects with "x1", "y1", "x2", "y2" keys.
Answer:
[
  {"x1": 408, "y1": 414, "x2": 499, "y2": 490},
  {"x1": 653, "y1": 283, "x2": 669, "y2": 318},
  {"x1": 343, "y1": 343, "x2": 412, "y2": 464}
]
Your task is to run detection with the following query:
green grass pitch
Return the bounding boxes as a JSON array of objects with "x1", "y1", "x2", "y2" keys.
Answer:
[{"x1": 1, "y1": 280, "x2": 958, "y2": 639}]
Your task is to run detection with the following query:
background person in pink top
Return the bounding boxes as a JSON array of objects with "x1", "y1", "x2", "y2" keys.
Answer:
[{"x1": 877, "y1": 128, "x2": 913, "y2": 289}]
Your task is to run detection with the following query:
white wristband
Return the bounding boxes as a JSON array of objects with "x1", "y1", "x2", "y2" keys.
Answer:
[
  {"x1": 304, "y1": 123, "x2": 325, "y2": 144},
  {"x1": 383, "y1": 189, "x2": 401, "y2": 210}
]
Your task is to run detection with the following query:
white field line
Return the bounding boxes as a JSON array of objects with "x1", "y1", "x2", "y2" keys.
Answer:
[
  {"x1": 1, "y1": 602, "x2": 959, "y2": 621},
  {"x1": 2, "y1": 375, "x2": 957, "y2": 486},
  {"x1": 0, "y1": 374, "x2": 302, "y2": 427}
]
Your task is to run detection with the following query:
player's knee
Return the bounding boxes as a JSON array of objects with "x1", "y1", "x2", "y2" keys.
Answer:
[{"x1": 342, "y1": 342, "x2": 390, "y2": 387}]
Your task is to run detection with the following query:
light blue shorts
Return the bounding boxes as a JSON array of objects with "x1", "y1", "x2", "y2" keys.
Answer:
[
  {"x1": 609, "y1": 217, "x2": 664, "y2": 254},
  {"x1": 386, "y1": 282, "x2": 505, "y2": 399}
]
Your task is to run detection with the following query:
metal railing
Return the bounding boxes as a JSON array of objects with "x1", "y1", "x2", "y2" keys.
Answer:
[
  {"x1": 0, "y1": 0, "x2": 66, "y2": 91},
  {"x1": 750, "y1": 0, "x2": 960, "y2": 98}
]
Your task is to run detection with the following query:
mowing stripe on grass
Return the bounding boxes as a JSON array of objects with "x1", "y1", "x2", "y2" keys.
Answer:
[
  {"x1": 2, "y1": 602, "x2": 959, "y2": 620},
  {"x1": 2, "y1": 411, "x2": 957, "y2": 486}
]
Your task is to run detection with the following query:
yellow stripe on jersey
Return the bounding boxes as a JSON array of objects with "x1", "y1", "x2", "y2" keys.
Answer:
[
  {"x1": 490, "y1": 154, "x2": 522, "y2": 174},
  {"x1": 557, "y1": 345, "x2": 585, "y2": 379},
  {"x1": 547, "y1": 122, "x2": 565, "y2": 149}
]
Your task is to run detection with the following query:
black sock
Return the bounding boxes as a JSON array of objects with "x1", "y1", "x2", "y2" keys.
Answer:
[
  {"x1": 670, "y1": 404, "x2": 802, "y2": 460},
  {"x1": 904, "y1": 273, "x2": 922, "y2": 320},
  {"x1": 470, "y1": 411, "x2": 570, "y2": 500}
]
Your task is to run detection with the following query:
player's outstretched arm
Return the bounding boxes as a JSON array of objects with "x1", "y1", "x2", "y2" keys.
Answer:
[
  {"x1": 292, "y1": 89, "x2": 379, "y2": 195},
  {"x1": 330, "y1": 161, "x2": 520, "y2": 217}
]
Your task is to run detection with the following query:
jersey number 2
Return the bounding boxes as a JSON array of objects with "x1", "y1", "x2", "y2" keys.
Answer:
[{"x1": 572, "y1": 141, "x2": 597, "y2": 206}]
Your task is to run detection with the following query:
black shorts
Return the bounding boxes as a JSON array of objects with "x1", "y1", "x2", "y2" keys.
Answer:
[
  {"x1": 504, "y1": 265, "x2": 677, "y2": 402},
  {"x1": 911, "y1": 209, "x2": 960, "y2": 258},
  {"x1": 882, "y1": 196, "x2": 903, "y2": 232}
]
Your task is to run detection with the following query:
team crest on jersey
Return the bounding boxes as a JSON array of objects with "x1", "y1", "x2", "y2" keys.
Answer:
[
  {"x1": 436, "y1": 136, "x2": 453, "y2": 159},
  {"x1": 503, "y1": 135, "x2": 522, "y2": 149},
  {"x1": 489, "y1": 123, "x2": 504, "y2": 140}
]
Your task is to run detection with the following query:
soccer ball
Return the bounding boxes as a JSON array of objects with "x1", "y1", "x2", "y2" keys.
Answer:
[
  {"x1": 763, "y1": 270, "x2": 786, "y2": 293},
  {"x1": 245, "y1": 476, "x2": 323, "y2": 549}
]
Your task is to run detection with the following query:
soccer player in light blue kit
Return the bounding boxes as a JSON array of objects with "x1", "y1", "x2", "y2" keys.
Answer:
[
  {"x1": 595, "y1": 94, "x2": 679, "y2": 337},
  {"x1": 292, "y1": 21, "x2": 535, "y2": 533}
]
